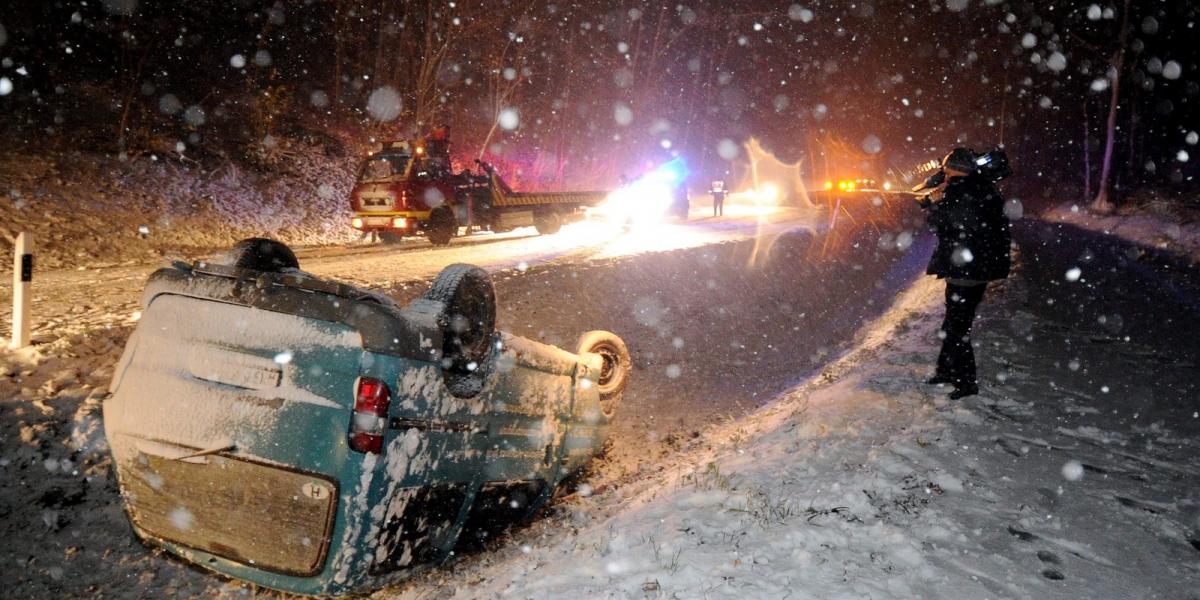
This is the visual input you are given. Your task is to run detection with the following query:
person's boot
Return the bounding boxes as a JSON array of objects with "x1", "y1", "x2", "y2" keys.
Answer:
[
  {"x1": 948, "y1": 383, "x2": 979, "y2": 400},
  {"x1": 926, "y1": 374, "x2": 953, "y2": 385}
]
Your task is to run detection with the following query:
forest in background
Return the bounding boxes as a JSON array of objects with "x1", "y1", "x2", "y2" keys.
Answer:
[{"x1": 0, "y1": 0, "x2": 1197, "y2": 203}]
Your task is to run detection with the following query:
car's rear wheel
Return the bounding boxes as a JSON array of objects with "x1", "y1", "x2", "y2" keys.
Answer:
[
  {"x1": 427, "y1": 207, "x2": 457, "y2": 246},
  {"x1": 424, "y1": 264, "x2": 496, "y2": 397},
  {"x1": 227, "y1": 238, "x2": 299, "y2": 272},
  {"x1": 577, "y1": 330, "x2": 630, "y2": 417}
]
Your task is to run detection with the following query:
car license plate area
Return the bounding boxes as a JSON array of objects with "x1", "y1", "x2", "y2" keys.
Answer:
[
  {"x1": 122, "y1": 450, "x2": 337, "y2": 576},
  {"x1": 361, "y1": 195, "x2": 395, "y2": 210},
  {"x1": 186, "y1": 347, "x2": 282, "y2": 390}
]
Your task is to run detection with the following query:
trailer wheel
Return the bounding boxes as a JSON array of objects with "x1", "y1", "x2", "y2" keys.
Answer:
[
  {"x1": 379, "y1": 231, "x2": 404, "y2": 244},
  {"x1": 424, "y1": 264, "x2": 496, "y2": 396},
  {"x1": 227, "y1": 238, "x2": 299, "y2": 272},
  {"x1": 533, "y1": 210, "x2": 562, "y2": 235},
  {"x1": 577, "y1": 330, "x2": 630, "y2": 417},
  {"x1": 427, "y1": 207, "x2": 457, "y2": 246}
]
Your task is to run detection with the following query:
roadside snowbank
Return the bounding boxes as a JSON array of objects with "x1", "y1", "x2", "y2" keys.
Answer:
[
  {"x1": 386, "y1": 265, "x2": 1200, "y2": 598},
  {"x1": 0, "y1": 148, "x2": 358, "y2": 272},
  {"x1": 1044, "y1": 201, "x2": 1200, "y2": 261}
]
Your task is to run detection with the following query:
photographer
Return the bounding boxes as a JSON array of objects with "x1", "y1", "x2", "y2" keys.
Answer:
[{"x1": 917, "y1": 148, "x2": 1011, "y2": 399}]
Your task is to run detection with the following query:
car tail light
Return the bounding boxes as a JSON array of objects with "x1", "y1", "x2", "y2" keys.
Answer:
[
  {"x1": 351, "y1": 217, "x2": 365, "y2": 229},
  {"x1": 349, "y1": 377, "x2": 390, "y2": 454},
  {"x1": 391, "y1": 217, "x2": 408, "y2": 228}
]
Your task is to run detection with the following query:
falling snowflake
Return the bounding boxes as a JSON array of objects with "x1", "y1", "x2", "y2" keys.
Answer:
[
  {"x1": 498, "y1": 107, "x2": 519, "y2": 130},
  {"x1": 613, "y1": 103, "x2": 633, "y2": 126},
  {"x1": 169, "y1": 507, "x2": 195, "y2": 531},
  {"x1": 1061, "y1": 460, "x2": 1083, "y2": 481},
  {"x1": 366, "y1": 86, "x2": 402, "y2": 121},
  {"x1": 717, "y1": 139, "x2": 740, "y2": 160},
  {"x1": 1162, "y1": 61, "x2": 1182, "y2": 80},
  {"x1": 950, "y1": 247, "x2": 974, "y2": 266}
]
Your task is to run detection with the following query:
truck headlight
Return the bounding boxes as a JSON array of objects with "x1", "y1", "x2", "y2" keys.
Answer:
[
  {"x1": 351, "y1": 217, "x2": 364, "y2": 229},
  {"x1": 391, "y1": 217, "x2": 408, "y2": 228}
]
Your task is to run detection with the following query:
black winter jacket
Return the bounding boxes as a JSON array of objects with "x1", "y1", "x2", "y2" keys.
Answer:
[{"x1": 924, "y1": 174, "x2": 1011, "y2": 281}]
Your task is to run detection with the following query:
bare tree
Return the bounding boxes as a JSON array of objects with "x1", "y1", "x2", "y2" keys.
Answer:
[
  {"x1": 1082, "y1": 98, "x2": 1092, "y2": 202},
  {"x1": 1090, "y1": 0, "x2": 1132, "y2": 213}
]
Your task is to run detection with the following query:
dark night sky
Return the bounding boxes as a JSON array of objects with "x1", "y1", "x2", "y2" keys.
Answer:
[{"x1": 0, "y1": 1, "x2": 1196, "y2": 195}]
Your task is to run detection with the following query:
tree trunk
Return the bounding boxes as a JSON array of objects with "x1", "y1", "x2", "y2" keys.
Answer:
[
  {"x1": 1090, "y1": 0, "x2": 1131, "y2": 213},
  {"x1": 1083, "y1": 99, "x2": 1092, "y2": 202},
  {"x1": 332, "y1": 1, "x2": 342, "y2": 115}
]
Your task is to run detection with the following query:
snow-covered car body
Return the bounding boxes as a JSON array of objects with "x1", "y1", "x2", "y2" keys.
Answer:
[{"x1": 103, "y1": 258, "x2": 620, "y2": 596}]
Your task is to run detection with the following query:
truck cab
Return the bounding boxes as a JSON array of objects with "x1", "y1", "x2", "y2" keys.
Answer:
[{"x1": 350, "y1": 139, "x2": 462, "y2": 243}]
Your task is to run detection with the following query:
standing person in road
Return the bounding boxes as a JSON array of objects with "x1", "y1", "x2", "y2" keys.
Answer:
[
  {"x1": 916, "y1": 147, "x2": 1011, "y2": 399},
  {"x1": 710, "y1": 180, "x2": 727, "y2": 217}
]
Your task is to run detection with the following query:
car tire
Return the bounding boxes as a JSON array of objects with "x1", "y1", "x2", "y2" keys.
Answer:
[
  {"x1": 228, "y1": 238, "x2": 299, "y2": 272},
  {"x1": 577, "y1": 330, "x2": 630, "y2": 417},
  {"x1": 533, "y1": 210, "x2": 562, "y2": 235},
  {"x1": 427, "y1": 207, "x2": 457, "y2": 246},
  {"x1": 379, "y1": 231, "x2": 404, "y2": 244},
  {"x1": 424, "y1": 264, "x2": 496, "y2": 396}
]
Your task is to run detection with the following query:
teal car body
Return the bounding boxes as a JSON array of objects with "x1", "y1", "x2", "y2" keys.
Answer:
[{"x1": 103, "y1": 260, "x2": 620, "y2": 595}]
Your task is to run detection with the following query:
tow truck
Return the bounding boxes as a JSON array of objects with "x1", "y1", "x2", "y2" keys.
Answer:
[{"x1": 349, "y1": 130, "x2": 608, "y2": 245}]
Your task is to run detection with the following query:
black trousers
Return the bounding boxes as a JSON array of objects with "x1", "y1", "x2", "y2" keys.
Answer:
[
  {"x1": 712, "y1": 195, "x2": 724, "y2": 216},
  {"x1": 937, "y1": 282, "x2": 987, "y2": 387}
]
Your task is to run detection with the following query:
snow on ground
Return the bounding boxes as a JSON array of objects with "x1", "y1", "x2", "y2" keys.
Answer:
[
  {"x1": 1044, "y1": 200, "x2": 1200, "y2": 261},
  {"x1": 384, "y1": 260, "x2": 1200, "y2": 599},
  {"x1": 2, "y1": 208, "x2": 1197, "y2": 598}
]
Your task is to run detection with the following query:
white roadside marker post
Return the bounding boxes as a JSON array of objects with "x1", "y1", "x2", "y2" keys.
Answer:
[{"x1": 10, "y1": 232, "x2": 32, "y2": 349}]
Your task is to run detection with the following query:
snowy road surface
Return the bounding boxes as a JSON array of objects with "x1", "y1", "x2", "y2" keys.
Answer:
[{"x1": 0, "y1": 206, "x2": 821, "y2": 343}]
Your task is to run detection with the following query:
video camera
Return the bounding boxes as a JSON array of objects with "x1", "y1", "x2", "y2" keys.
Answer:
[
  {"x1": 911, "y1": 147, "x2": 1011, "y2": 194},
  {"x1": 973, "y1": 148, "x2": 1011, "y2": 183}
]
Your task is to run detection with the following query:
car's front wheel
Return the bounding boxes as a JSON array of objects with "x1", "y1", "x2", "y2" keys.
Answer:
[{"x1": 577, "y1": 330, "x2": 630, "y2": 418}]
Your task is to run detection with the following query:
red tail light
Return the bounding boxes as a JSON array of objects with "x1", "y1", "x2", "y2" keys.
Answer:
[{"x1": 349, "y1": 377, "x2": 390, "y2": 454}]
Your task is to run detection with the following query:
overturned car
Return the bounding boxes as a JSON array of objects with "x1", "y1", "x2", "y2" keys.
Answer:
[{"x1": 103, "y1": 239, "x2": 630, "y2": 596}]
